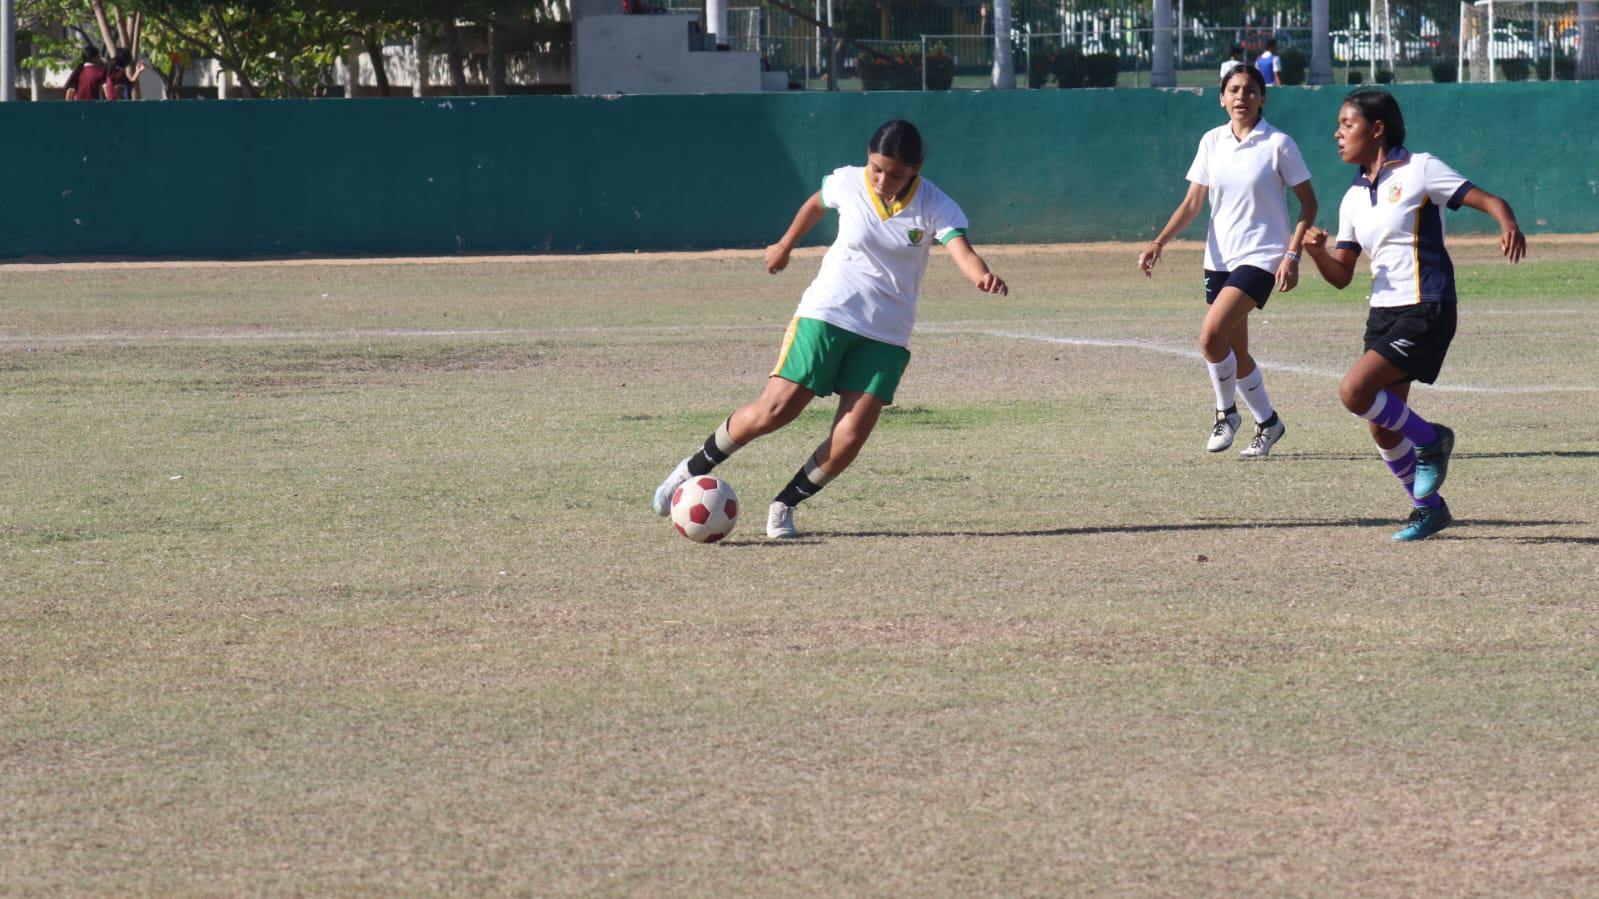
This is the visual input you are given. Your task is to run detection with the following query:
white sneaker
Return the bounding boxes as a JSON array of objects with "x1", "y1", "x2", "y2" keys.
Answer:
[
  {"x1": 651, "y1": 457, "x2": 693, "y2": 516},
  {"x1": 1240, "y1": 417, "x2": 1286, "y2": 459},
  {"x1": 1206, "y1": 409, "x2": 1242, "y2": 453},
  {"x1": 765, "y1": 501, "x2": 798, "y2": 539}
]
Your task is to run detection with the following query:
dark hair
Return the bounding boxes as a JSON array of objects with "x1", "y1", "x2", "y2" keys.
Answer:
[
  {"x1": 1343, "y1": 89, "x2": 1406, "y2": 149},
  {"x1": 113, "y1": 48, "x2": 131, "y2": 68},
  {"x1": 81, "y1": 44, "x2": 99, "y2": 62},
  {"x1": 1229, "y1": 45, "x2": 1243, "y2": 58},
  {"x1": 1265, "y1": 38, "x2": 1278, "y2": 50},
  {"x1": 868, "y1": 120, "x2": 924, "y2": 166},
  {"x1": 1221, "y1": 62, "x2": 1267, "y2": 96}
]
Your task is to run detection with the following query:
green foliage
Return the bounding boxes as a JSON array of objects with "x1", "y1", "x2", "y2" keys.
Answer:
[
  {"x1": 1431, "y1": 60, "x2": 1458, "y2": 82},
  {"x1": 1346, "y1": 68, "x2": 1364, "y2": 84},
  {"x1": 1046, "y1": 44, "x2": 1085, "y2": 89},
  {"x1": 1498, "y1": 58, "x2": 1532, "y2": 81},
  {"x1": 1375, "y1": 68, "x2": 1395, "y2": 83},
  {"x1": 857, "y1": 43, "x2": 922, "y2": 91},
  {"x1": 1083, "y1": 51, "x2": 1119, "y2": 88},
  {"x1": 925, "y1": 43, "x2": 954, "y2": 91}
]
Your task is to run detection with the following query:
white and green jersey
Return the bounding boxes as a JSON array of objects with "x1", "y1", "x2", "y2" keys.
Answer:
[{"x1": 795, "y1": 165, "x2": 969, "y2": 348}]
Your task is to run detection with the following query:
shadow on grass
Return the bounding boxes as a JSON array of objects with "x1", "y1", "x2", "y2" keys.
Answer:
[
  {"x1": 804, "y1": 517, "x2": 1578, "y2": 540},
  {"x1": 1277, "y1": 450, "x2": 1599, "y2": 462}
]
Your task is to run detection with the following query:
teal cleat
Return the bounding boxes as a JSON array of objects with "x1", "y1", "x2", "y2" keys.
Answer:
[
  {"x1": 1412, "y1": 424, "x2": 1454, "y2": 498},
  {"x1": 1392, "y1": 501, "x2": 1453, "y2": 542}
]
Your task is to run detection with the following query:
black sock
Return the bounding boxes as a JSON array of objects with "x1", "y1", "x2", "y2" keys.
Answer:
[
  {"x1": 686, "y1": 418, "x2": 738, "y2": 476},
  {"x1": 774, "y1": 471, "x2": 822, "y2": 507},
  {"x1": 774, "y1": 455, "x2": 836, "y2": 507}
]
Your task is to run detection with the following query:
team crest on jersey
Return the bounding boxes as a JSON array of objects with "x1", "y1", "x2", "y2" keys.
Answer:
[
  {"x1": 1387, "y1": 183, "x2": 1404, "y2": 204},
  {"x1": 906, "y1": 228, "x2": 924, "y2": 246}
]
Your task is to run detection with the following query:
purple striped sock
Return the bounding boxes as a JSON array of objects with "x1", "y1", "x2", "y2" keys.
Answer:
[
  {"x1": 1378, "y1": 441, "x2": 1443, "y2": 508},
  {"x1": 1361, "y1": 391, "x2": 1438, "y2": 447}
]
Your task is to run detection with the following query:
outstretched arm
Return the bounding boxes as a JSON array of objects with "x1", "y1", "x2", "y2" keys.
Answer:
[
  {"x1": 1139, "y1": 181, "x2": 1208, "y2": 276},
  {"x1": 1459, "y1": 187, "x2": 1526, "y2": 263},
  {"x1": 945, "y1": 236, "x2": 1007, "y2": 295},
  {"x1": 764, "y1": 192, "x2": 827, "y2": 274}
]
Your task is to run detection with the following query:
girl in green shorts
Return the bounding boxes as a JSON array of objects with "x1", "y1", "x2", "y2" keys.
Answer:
[{"x1": 651, "y1": 120, "x2": 1009, "y2": 539}]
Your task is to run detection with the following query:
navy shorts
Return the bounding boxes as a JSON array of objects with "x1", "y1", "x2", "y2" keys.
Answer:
[
  {"x1": 1364, "y1": 302, "x2": 1457, "y2": 384},
  {"x1": 1204, "y1": 266, "x2": 1275, "y2": 309}
]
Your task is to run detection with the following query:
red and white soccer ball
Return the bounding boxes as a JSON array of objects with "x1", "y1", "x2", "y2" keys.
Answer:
[{"x1": 670, "y1": 476, "x2": 739, "y2": 543}]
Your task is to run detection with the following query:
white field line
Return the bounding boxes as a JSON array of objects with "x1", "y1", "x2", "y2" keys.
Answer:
[
  {"x1": 3, "y1": 318, "x2": 1592, "y2": 396},
  {"x1": 942, "y1": 327, "x2": 1596, "y2": 395}
]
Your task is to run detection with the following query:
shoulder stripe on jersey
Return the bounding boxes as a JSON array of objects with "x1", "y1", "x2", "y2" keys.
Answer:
[
  {"x1": 1447, "y1": 181, "x2": 1475, "y2": 210},
  {"x1": 1336, "y1": 240, "x2": 1361, "y2": 254}
]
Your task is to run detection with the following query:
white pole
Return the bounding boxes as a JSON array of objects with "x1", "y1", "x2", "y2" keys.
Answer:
[
  {"x1": 1177, "y1": 0, "x2": 1184, "y2": 72},
  {"x1": 1, "y1": 0, "x2": 16, "y2": 102},
  {"x1": 921, "y1": 34, "x2": 927, "y2": 90},
  {"x1": 1489, "y1": 1, "x2": 1496, "y2": 80},
  {"x1": 1369, "y1": 0, "x2": 1377, "y2": 81},
  {"x1": 814, "y1": 0, "x2": 820, "y2": 73},
  {"x1": 1458, "y1": 2, "x2": 1466, "y2": 81},
  {"x1": 707, "y1": 0, "x2": 728, "y2": 48}
]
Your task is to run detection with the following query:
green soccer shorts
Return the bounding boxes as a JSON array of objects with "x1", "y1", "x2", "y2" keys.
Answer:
[{"x1": 769, "y1": 316, "x2": 911, "y2": 404}]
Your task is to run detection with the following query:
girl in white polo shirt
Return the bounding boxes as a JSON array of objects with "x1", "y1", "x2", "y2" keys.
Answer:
[
  {"x1": 1139, "y1": 65, "x2": 1317, "y2": 458},
  {"x1": 651, "y1": 120, "x2": 1008, "y2": 539},
  {"x1": 1304, "y1": 90, "x2": 1525, "y2": 542}
]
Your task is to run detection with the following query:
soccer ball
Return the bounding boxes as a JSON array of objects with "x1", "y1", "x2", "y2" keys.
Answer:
[{"x1": 669, "y1": 476, "x2": 739, "y2": 543}]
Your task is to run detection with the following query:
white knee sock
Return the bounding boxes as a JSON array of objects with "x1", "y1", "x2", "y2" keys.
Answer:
[
  {"x1": 1236, "y1": 367, "x2": 1275, "y2": 423},
  {"x1": 1206, "y1": 351, "x2": 1238, "y2": 411}
]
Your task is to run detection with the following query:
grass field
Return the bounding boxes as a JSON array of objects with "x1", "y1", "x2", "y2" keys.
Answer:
[{"x1": 4, "y1": 241, "x2": 1597, "y2": 895}]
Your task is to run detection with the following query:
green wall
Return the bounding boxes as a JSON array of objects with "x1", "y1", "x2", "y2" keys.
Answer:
[{"x1": 1, "y1": 84, "x2": 1594, "y2": 259}]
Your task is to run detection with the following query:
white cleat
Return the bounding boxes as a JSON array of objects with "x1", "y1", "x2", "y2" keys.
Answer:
[
  {"x1": 652, "y1": 457, "x2": 693, "y2": 516},
  {"x1": 765, "y1": 501, "x2": 798, "y2": 539},
  {"x1": 1206, "y1": 409, "x2": 1242, "y2": 453},
  {"x1": 1240, "y1": 417, "x2": 1286, "y2": 459}
]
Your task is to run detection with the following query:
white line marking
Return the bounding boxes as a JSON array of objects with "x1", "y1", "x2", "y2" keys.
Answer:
[{"x1": 941, "y1": 328, "x2": 1597, "y2": 395}]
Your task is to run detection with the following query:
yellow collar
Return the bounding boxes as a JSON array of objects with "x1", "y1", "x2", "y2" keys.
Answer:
[{"x1": 866, "y1": 170, "x2": 920, "y2": 221}]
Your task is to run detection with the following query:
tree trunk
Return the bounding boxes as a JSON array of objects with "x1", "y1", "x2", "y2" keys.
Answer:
[
  {"x1": 488, "y1": 22, "x2": 506, "y2": 96},
  {"x1": 1310, "y1": 0, "x2": 1333, "y2": 84},
  {"x1": 990, "y1": 0, "x2": 1013, "y2": 88},
  {"x1": 412, "y1": 31, "x2": 428, "y2": 96},
  {"x1": 365, "y1": 29, "x2": 392, "y2": 96},
  {"x1": 443, "y1": 18, "x2": 467, "y2": 94},
  {"x1": 1151, "y1": 0, "x2": 1175, "y2": 87}
]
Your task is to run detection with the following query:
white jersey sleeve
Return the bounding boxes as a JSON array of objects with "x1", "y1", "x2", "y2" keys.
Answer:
[
  {"x1": 1184, "y1": 133, "x2": 1210, "y2": 186},
  {"x1": 1335, "y1": 191, "x2": 1361, "y2": 254},
  {"x1": 819, "y1": 166, "x2": 851, "y2": 210},
  {"x1": 1421, "y1": 154, "x2": 1474, "y2": 210},
  {"x1": 1277, "y1": 134, "x2": 1312, "y2": 188},
  {"x1": 930, "y1": 189, "x2": 970, "y2": 245}
]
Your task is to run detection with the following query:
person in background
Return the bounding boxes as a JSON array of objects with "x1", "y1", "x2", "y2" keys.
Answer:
[
  {"x1": 105, "y1": 49, "x2": 148, "y2": 100},
  {"x1": 1220, "y1": 45, "x2": 1246, "y2": 81},
  {"x1": 64, "y1": 45, "x2": 109, "y2": 101},
  {"x1": 1255, "y1": 39, "x2": 1283, "y2": 86}
]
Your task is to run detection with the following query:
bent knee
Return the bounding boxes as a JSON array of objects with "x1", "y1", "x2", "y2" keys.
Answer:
[{"x1": 1339, "y1": 380, "x2": 1371, "y2": 415}]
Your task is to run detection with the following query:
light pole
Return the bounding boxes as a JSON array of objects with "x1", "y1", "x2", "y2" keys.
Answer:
[{"x1": 2, "y1": 0, "x2": 17, "y2": 102}]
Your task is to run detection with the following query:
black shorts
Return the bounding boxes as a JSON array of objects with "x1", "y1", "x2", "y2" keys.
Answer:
[
  {"x1": 1363, "y1": 302, "x2": 1457, "y2": 384},
  {"x1": 1204, "y1": 266, "x2": 1275, "y2": 309}
]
